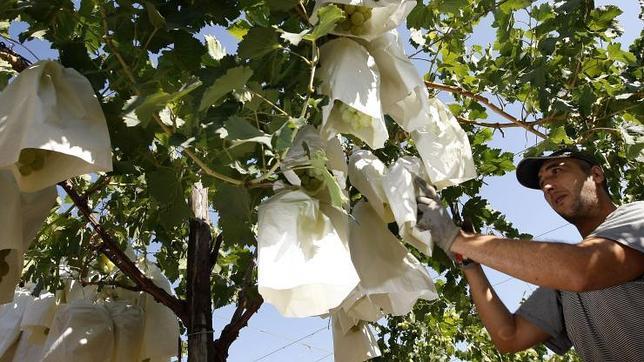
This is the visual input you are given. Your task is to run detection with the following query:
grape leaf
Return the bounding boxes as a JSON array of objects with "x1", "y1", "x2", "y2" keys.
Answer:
[
  {"x1": 199, "y1": 66, "x2": 253, "y2": 111},
  {"x1": 305, "y1": 4, "x2": 345, "y2": 41}
]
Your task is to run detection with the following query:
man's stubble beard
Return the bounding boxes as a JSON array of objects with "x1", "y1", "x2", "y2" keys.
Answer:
[{"x1": 556, "y1": 177, "x2": 599, "y2": 224}]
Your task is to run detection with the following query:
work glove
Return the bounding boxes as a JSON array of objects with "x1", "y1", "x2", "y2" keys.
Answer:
[{"x1": 414, "y1": 177, "x2": 460, "y2": 256}]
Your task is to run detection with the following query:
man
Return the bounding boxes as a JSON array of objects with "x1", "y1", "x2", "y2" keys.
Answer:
[{"x1": 416, "y1": 148, "x2": 644, "y2": 361}]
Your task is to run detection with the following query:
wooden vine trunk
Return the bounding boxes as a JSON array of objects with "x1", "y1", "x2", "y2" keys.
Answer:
[{"x1": 188, "y1": 184, "x2": 215, "y2": 361}]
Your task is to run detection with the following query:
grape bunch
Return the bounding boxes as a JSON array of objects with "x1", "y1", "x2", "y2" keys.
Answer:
[
  {"x1": 17, "y1": 148, "x2": 50, "y2": 176},
  {"x1": 298, "y1": 167, "x2": 325, "y2": 192},
  {"x1": 337, "y1": 4, "x2": 372, "y2": 35},
  {"x1": 337, "y1": 102, "x2": 372, "y2": 131},
  {"x1": 0, "y1": 249, "x2": 10, "y2": 283}
]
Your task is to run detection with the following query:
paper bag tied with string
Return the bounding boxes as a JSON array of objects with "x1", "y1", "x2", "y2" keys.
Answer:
[
  {"x1": 335, "y1": 201, "x2": 437, "y2": 323},
  {"x1": 0, "y1": 171, "x2": 56, "y2": 303},
  {"x1": 257, "y1": 190, "x2": 359, "y2": 317},
  {"x1": 0, "y1": 60, "x2": 112, "y2": 192}
]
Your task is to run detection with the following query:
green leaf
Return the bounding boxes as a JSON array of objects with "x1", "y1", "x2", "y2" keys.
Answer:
[
  {"x1": 321, "y1": 168, "x2": 348, "y2": 208},
  {"x1": 578, "y1": 85, "x2": 596, "y2": 117},
  {"x1": 212, "y1": 185, "x2": 254, "y2": 245},
  {"x1": 407, "y1": 3, "x2": 433, "y2": 29},
  {"x1": 147, "y1": 168, "x2": 191, "y2": 228},
  {"x1": 499, "y1": 0, "x2": 531, "y2": 14},
  {"x1": 199, "y1": 66, "x2": 253, "y2": 111},
  {"x1": 144, "y1": 1, "x2": 166, "y2": 28},
  {"x1": 438, "y1": 0, "x2": 468, "y2": 14},
  {"x1": 607, "y1": 43, "x2": 636, "y2": 64},
  {"x1": 589, "y1": 6, "x2": 622, "y2": 31},
  {"x1": 227, "y1": 19, "x2": 251, "y2": 40},
  {"x1": 472, "y1": 128, "x2": 493, "y2": 146},
  {"x1": 222, "y1": 116, "x2": 272, "y2": 147},
  {"x1": 265, "y1": 0, "x2": 298, "y2": 12},
  {"x1": 272, "y1": 119, "x2": 295, "y2": 153},
  {"x1": 123, "y1": 80, "x2": 202, "y2": 126},
  {"x1": 531, "y1": 3, "x2": 554, "y2": 21},
  {"x1": 619, "y1": 124, "x2": 644, "y2": 162},
  {"x1": 308, "y1": 151, "x2": 348, "y2": 208},
  {"x1": 304, "y1": 4, "x2": 345, "y2": 41},
  {"x1": 549, "y1": 126, "x2": 573, "y2": 145},
  {"x1": 237, "y1": 27, "x2": 281, "y2": 60}
]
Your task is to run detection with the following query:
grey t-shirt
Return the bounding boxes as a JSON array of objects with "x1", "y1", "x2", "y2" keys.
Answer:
[{"x1": 516, "y1": 201, "x2": 644, "y2": 361}]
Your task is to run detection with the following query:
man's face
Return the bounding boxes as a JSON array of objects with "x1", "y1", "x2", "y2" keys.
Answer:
[{"x1": 537, "y1": 158, "x2": 599, "y2": 222}]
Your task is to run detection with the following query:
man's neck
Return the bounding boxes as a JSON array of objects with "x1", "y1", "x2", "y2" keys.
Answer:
[{"x1": 575, "y1": 197, "x2": 617, "y2": 238}]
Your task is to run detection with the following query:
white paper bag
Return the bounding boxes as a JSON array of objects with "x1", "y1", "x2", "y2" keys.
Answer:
[
  {"x1": 105, "y1": 301, "x2": 144, "y2": 362},
  {"x1": 348, "y1": 150, "x2": 394, "y2": 222},
  {"x1": 42, "y1": 302, "x2": 114, "y2": 362},
  {"x1": 0, "y1": 171, "x2": 56, "y2": 303},
  {"x1": 381, "y1": 157, "x2": 433, "y2": 255},
  {"x1": 318, "y1": 38, "x2": 388, "y2": 149},
  {"x1": 361, "y1": 30, "x2": 429, "y2": 132},
  {"x1": 331, "y1": 312, "x2": 381, "y2": 362},
  {"x1": 20, "y1": 292, "x2": 56, "y2": 331},
  {"x1": 338, "y1": 201, "x2": 437, "y2": 320},
  {"x1": 138, "y1": 261, "x2": 180, "y2": 362},
  {"x1": 8, "y1": 328, "x2": 47, "y2": 362},
  {"x1": 311, "y1": 0, "x2": 415, "y2": 41},
  {"x1": 412, "y1": 98, "x2": 477, "y2": 189},
  {"x1": 0, "y1": 290, "x2": 32, "y2": 359},
  {"x1": 0, "y1": 60, "x2": 112, "y2": 192},
  {"x1": 7, "y1": 293, "x2": 57, "y2": 362},
  {"x1": 257, "y1": 190, "x2": 359, "y2": 317}
]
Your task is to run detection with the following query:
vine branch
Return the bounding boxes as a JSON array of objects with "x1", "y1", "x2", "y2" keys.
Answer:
[
  {"x1": 0, "y1": 41, "x2": 30, "y2": 72},
  {"x1": 425, "y1": 81, "x2": 549, "y2": 139},
  {"x1": 59, "y1": 180, "x2": 188, "y2": 323},
  {"x1": 80, "y1": 279, "x2": 143, "y2": 292},
  {"x1": 213, "y1": 287, "x2": 263, "y2": 361}
]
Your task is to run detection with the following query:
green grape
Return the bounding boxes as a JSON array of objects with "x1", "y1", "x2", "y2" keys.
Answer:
[
  {"x1": 18, "y1": 148, "x2": 37, "y2": 164},
  {"x1": 336, "y1": 4, "x2": 372, "y2": 35},
  {"x1": 307, "y1": 168, "x2": 324, "y2": 179},
  {"x1": 18, "y1": 164, "x2": 33, "y2": 176},
  {"x1": 358, "y1": 6, "x2": 372, "y2": 19},
  {"x1": 297, "y1": 167, "x2": 325, "y2": 193},
  {"x1": 337, "y1": 102, "x2": 372, "y2": 131},
  {"x1": 339, "y1": 20, "x2": 352, "y2": 31},
  {"x1": 31, "y1": 151, "x2": 47, "y2": 170},
  {"x1": 344, "y1": 5, "x2": 357, "y2": 14},
  {"x1": 351, "y1": 24, "x2": 367, "y2": 35},
  {"x1": 351, "y1": 12, "x2": 365, "y2": 26},
  {"x1": 17, "y1": 148, "x2": 49, "y2": 175}
]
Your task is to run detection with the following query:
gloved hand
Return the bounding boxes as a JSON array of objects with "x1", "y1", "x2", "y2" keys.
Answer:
[{"x1": 414, "y1": 177, "x2": 461, "y2": 256}]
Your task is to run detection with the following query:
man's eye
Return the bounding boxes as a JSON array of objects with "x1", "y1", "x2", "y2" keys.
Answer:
[{"x1": 552, "y1": 168, "x2": 560, "y2": 174}]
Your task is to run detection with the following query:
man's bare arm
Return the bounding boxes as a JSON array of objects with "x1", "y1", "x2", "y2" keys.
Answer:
[
  {"x1": 452, "y1": 230, "x2": 644, "y2": 292},
  {"x1": 462, "y1": 264, "x2": 551, "y2": 353}
]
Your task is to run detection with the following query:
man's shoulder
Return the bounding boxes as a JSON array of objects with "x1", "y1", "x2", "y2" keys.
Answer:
[
  {"x1": 604, "y1": 201, "x2": 644, "y2": 223},
  {"x1": 616, "y1": 200, "x2": 644, "y2": 211},
  {"x1": 592, "y1": 201, "x2": 644, "y2": 253}
]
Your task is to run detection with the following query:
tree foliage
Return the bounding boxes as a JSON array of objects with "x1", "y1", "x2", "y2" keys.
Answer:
[{"x1": 0, "y1": 0, "x2": 641, "y2": 360}]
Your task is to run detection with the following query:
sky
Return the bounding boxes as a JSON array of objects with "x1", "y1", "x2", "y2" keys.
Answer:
[{"x1": 4, "y1": 1, "x2": 642, "y2": 361}]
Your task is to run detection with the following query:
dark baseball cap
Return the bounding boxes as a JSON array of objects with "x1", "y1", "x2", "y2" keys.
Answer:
[{"x1": 516, "y1": 148, "x2": 599, "y2": 189}]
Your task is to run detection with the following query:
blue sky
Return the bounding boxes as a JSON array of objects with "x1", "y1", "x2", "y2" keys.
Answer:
[{"x1": 5, "y1": 1, "x2": 642, "y2": 361}]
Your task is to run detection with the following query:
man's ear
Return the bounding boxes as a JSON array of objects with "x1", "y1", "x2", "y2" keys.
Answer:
[{"x1": 590, "y1": 165, "x2": 605, "y2": 184}]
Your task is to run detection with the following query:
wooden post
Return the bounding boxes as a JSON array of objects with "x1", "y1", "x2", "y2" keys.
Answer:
[{"x1": 187, "y1": 183, "x2": 214, "y2": 361}]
